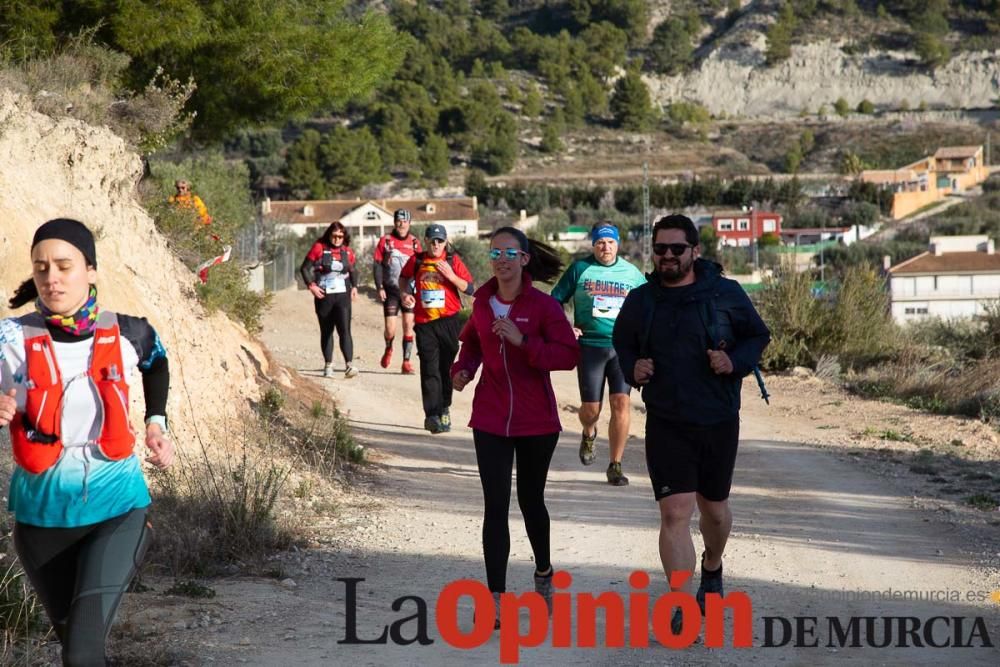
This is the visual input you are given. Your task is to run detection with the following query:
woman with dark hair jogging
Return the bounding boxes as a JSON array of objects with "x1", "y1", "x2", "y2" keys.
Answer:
[
  {"x1": 399, "y1": 224, "x2": 475, "y2": 434},
  {"x1": 450, "y1": 226, "x2": 579, "y2": 626},
  {"x1": 301, "y1": 221, "x2": 359, "y2": 379},
  {"x1": 0, "y1": 218, "x2": 174, "y2": 666}
]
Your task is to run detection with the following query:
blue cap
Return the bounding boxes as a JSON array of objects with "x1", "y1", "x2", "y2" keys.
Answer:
[
  {"x1": 591, "y1": 225, "x2": 620, "y2": 244},
  {"x1": 425, "y1": 224, "x2": 447, "y2": 241}
]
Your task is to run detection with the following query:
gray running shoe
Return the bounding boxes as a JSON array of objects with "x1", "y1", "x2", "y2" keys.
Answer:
[
  {"x1": 322, "y1": 363, "x2": 334, "y2": 378},
  {"x1": 534, "y1": 571, "x2": 554, "y2": 613},
  {"x1": 344, "y1": 365, "x2": 359, "y2": 379},
  {"x1": 579, "y1": 429, "x2": 597, "y2": 465}
]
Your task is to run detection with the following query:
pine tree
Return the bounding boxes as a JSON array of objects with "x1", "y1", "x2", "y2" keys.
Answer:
[
  {"x1": 609, "y1": 68, "x2": 657, "y2": 131},
  {"x1": 284, "y1": 129, "x2": 327, "y2": 198},
  {"x1": 421, "y1": 133, "x2": 451, "y2": 184}
]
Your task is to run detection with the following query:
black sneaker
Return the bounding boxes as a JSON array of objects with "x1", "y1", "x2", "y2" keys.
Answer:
[
  {"x1": 671, "y1": 608, "x2": 683, "y2": 634},
  {"x1": 579, "y1": 429, "x2": 597, "y2": 465},
  {"x1": 606, "y1": 461, "x2": 629, "y2": 486},
  {"x1": 424, "y1": 415, "x2": 443, "y2": 434},
  {"x1": 439, "y1": 410, "x2": 451, "y2": 432},
  {"x1": 474, "y1": 591, "x2": 502, "y2": 630},
  {"x1": 695, "y1": 553, "x2": 724, "y2": 613}
]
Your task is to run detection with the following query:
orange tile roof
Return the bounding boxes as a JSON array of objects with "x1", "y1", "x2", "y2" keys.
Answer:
[
  {"x1": 889, "y1": 251, "x2": 1000, "y2": 274},
  {"x1": 267, "y1": 198, "x2": 478, "y2": 225}
]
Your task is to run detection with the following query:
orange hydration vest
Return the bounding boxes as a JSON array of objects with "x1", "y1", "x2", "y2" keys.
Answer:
[{"x1": 10, "y1": 311, "x2": 136, "y2": 474}]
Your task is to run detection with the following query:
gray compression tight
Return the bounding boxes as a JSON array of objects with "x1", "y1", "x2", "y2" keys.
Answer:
[{"x1": 14, "y1": 507, "x2": 151, "y2": 667}]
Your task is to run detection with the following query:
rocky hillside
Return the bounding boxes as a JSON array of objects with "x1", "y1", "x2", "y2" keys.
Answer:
[
  {"x1": 646, "y1": 3, "x2": 1000, "y2": 117},
  {"x1": 0, "y1": 90, "x2": 269, "y2": 449},
  {"x1": 649, "y1": 38, "x2": 1000, "y2": 117}
]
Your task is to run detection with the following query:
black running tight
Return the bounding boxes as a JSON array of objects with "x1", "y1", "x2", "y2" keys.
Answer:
[
  {"x1": 473, "y1": 430, "x2": 559, "y2": 593},
  {"x1": 14, "y1": 507, "x2": 151, "y2": 667},
  {"x1": 315, "y1": 292, "x2": 353, "y2": 364}
]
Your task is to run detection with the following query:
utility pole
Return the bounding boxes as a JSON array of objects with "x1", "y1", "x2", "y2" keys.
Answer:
[
  {"x1": 819, "y1": 215, "x2": 826, "y2": 285},
  {"x1": 642, "y1": 162, "x2": 651, "y2": 271},
  {"x1": 751, "y1": 205, "x2": 759, "y2": 273}
]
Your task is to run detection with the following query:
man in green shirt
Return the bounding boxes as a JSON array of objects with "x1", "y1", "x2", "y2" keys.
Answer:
[{"x1": 551, "y1": 222, "x2": 646, "y2": 486}]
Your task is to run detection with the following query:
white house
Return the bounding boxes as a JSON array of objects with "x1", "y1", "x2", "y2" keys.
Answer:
[
  {"x1": 263, "y1": 197, "x2": 480, "y2": 251},
  {"x1": 887, "y1": 235, "x2": 1000, "y2": 323}
]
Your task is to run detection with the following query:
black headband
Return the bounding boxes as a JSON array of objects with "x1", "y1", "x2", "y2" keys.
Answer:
[{"x1": 31, "y1": 218, "x2": 97, "y2": 268}]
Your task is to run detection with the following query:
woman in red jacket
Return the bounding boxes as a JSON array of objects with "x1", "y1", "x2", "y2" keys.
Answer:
[
  {"x1": 451, "y1": 226, "x2": 580, "y2": 626},
  {"x1": 300, "y1": 221, "x2": 358, "y2": 379}
]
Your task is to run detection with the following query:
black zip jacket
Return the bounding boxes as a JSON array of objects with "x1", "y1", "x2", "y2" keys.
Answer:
[{"x1": 612, "y1": 259, "x2": 770, "y2": 425}]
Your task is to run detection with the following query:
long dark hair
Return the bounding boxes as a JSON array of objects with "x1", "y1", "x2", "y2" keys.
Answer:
[
  {"x1": 9, "y1": 278, "x2": 38, "y2": 309},
  {"x1": 491, "y1": 226, "x2": 563, "y2": 283},
  {"x1": 320, "y1": 221, "x2": 350, "y2": 247}
]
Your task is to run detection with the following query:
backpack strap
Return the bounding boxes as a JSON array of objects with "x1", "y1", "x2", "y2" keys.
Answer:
[
  {"x1": 639, "y1": 286, "x2": 656, "y2": 359},
  {"x1": 697, "y1": 292, "x2": 770, "y2": 404}
]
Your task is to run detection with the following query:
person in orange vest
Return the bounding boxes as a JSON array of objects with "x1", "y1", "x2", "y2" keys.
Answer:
[
  {"x1": 168, "y1": 179, "x2": 212, "y2": 225},
  {"x1": 0, "y1": 218, "x2": 174, "y2": 666}
]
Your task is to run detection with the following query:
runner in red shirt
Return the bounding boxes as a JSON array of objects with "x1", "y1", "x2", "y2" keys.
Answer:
[
  {"x1": 400, "y1": 224, "x2": 474, "y2": 433},
  {"x1": 373, "y1": 209, "x2": 421, "y2": 374}
]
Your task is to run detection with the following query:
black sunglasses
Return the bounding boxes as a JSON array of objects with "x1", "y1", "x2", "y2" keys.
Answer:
[{"x1": 653, "y1": 243, "x2": 693, "y2": 256}]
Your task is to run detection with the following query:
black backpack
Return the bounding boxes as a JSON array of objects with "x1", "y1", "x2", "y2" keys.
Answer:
[{"x1": 639, "y1": 287, "x2": 769, "y2": 403}]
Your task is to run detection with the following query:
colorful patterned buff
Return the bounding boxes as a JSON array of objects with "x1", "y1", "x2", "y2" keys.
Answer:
[{"x1": 36, "y1": 284, "x2": 100, "y2": 336}]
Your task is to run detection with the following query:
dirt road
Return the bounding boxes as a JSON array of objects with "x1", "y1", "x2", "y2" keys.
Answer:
[{"x1": 145, "y1": 288, "x2": 999, "y2": 666}]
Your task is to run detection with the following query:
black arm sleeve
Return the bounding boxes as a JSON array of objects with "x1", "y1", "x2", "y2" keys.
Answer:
[
  {"x1": 347, "y1": 256, "x2": 358, "y2": 289},
  {"x1": 373, "y1": 262, "x2": 384, "y2": 290},
  {"x1": 141, "y1": 356, "x2": 169, "y2": 421},
  {"x1": 300, "y1": 257, "x2": 316, "y2": 286},
  {"x1": 118, "y1": 315, "x2": 170, "y2": 422}
]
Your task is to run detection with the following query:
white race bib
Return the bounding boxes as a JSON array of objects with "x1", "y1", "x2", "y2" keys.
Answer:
[
  {"x1": 320, "y1": 274, "x2": 347, "y2": 294},
  {"x1": 421, "y1": 289, "x2": 446, "y2": 309},
  {"x1": 592, "y1": 294, "x2": 624, "y2": 319}
]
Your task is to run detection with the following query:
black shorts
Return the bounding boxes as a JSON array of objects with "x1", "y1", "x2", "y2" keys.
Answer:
[
  {"x1": 644, "y1": 415, "x2": 740, "y2": 502},
  {"x1": 382, "y1": 284, "x2": 414, "y2": 317},
  {"x1": 577, "y1": 344, "x2": 631, "y2": 403}
]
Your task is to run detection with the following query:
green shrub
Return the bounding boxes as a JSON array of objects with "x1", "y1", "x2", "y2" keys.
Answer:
[
  {"x1": 666, "y1": 100, "x2": 711, "y2": 126},
  {"x1": 146, "y1": 154, "x2": 271, "y2": 333},
  {"x1": 856, "y1": 99, "x2": 875, "y2": 114},
  {"x1": 833, "y1": 97, "x2": 850, "y2": 117},
  {"x1": 757, "y1": 267, "x2": 898, "y2": 370}
]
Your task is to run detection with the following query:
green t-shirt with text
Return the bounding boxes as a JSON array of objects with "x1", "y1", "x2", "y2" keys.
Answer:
[{"x1": 550, "y1": 255, "x2": 646, "y2": 348}]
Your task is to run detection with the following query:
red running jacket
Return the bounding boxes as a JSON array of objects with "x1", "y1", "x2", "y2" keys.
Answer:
[{"x1": 451, "y1": 275, "x2": 580, "y2": 437}]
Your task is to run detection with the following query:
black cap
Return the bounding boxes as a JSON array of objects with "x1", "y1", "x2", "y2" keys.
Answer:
[
  {"x1": 32, "y1": 218, "x2": 97, "y2": 268},
  {"x1": 425, "y1": 224, "x2": 447, "y2": 241},
  {"x1": 394, "y1": 209, "x2": 411, "y2": 222}
]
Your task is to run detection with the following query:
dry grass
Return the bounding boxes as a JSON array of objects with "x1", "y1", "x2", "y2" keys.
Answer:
[{"x1": 0, "y1": 33, "x2": 193, "y2": 151}]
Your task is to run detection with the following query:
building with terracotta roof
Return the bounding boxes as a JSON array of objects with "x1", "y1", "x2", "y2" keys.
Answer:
[
  {"x1": 262, "y1": 196, "x2": 480, "y2": 250},
  {"x1": 887, "y1": 235, "x2": 1000, "y2": 322},
  {"x1": 861, "y1": 145, "x2": 989, "y2": 220}
]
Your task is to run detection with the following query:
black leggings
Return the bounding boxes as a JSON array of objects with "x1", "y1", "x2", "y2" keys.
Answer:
[
  {"x1": 315, "y1": 292, "x2": 353, "y2": 364},
  {"x1": 414, "y1": 315, "x2": 462, "y2": 418},
  {"x1": 473, "y1": 430, "x2": 559, "y2": 593},
  {"x1": 14, "y1": 507, "x2": 151, "y2": 667}
]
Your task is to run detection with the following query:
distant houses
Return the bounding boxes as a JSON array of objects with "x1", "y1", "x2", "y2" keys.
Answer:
[
  {"x1": 711, "y1": 210, "x2": 782, "y2": 247},
  {"x1": 861, "y1": 145, "x2": 989, "y2": 220},
  {"x1": 263, "y1": 197, "x2": 480, "y2": 249},
  {"x1": 887, "y1": 235, "x2": 1000, "y2": 322}
]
